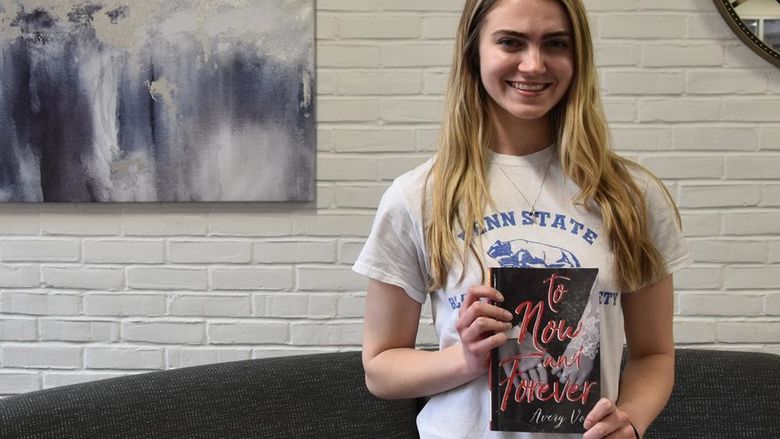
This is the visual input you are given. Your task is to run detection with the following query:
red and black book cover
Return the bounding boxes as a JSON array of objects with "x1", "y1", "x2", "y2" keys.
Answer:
[{"x1": 489, "y1": 267, "x2": 600, "y2": 433}]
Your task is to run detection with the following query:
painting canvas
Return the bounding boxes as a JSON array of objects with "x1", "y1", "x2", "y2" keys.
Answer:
[{"x1": 0, "y1": 0, "x2": 314, "y2": 202}]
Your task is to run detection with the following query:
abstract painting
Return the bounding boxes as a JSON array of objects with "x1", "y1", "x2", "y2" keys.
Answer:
[{"x1": 0, "y1": 0, "x2": 314, "y2": 202}]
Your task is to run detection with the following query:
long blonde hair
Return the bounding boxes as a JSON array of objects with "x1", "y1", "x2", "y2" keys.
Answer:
[{"x1": 426, "y1": 0, "x2": 680, "y2": 292}]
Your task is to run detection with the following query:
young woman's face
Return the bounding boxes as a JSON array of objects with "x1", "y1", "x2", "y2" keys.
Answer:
[{"x1": 478, "y1": 0, "x2": 574, "y2": 123}]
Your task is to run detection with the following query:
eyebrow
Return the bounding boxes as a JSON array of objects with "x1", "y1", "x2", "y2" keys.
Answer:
[{"x1": 491, "y1": 30, "x2": 572, "y2": 39}]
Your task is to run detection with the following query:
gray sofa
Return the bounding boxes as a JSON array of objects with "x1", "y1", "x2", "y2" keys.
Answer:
[{"x1": 0, "y1": 349, "x2": 778, "y2": 438}]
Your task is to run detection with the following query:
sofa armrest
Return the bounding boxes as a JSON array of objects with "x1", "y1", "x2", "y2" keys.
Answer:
[
  {"x1": 646, "y1": 348, "x2": 780, "y2": 439},
  {"x1": 0, "y1": 351, "x2": 421, "y2": 439}
]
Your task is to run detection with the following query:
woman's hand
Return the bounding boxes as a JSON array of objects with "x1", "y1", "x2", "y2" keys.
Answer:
[
  {"x1": 583, "y1": 398, "x2": 639, "y2": 439},
  {"x1": 455, "y1": 285, "x2": 514, "y2": 377}
]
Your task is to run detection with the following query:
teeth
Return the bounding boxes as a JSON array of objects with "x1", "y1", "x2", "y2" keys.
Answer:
[{"x1": 510, "y1": 82, "x2": 547, "y2": 91}]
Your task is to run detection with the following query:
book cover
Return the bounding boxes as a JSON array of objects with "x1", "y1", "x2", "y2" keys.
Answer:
[{"x1": 489, "y1": 267, "x2": 600, "y2": 433}]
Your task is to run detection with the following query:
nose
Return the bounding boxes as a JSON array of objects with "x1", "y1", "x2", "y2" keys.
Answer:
[{"x1": 518, "y1": 46, "x2": 546, "y2": 75}]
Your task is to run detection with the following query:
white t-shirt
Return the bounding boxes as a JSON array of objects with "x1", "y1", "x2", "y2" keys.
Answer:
[{"x1": 353, "y1": 145, "x2": 693, "y2": 439}]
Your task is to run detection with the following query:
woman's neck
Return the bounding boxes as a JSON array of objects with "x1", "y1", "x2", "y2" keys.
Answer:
[{"x1": 488, "y1": 105, "x2": 553, "y2": 156}]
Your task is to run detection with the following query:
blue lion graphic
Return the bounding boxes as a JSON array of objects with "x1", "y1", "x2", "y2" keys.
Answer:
[{"x1": 487, "y1": 239, "x2": 580, "y2": 268}]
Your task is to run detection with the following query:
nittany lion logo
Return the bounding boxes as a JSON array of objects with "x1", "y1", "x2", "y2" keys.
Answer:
[{"x1": 487, "y1": 239, "x2": 580, "y2": 268}]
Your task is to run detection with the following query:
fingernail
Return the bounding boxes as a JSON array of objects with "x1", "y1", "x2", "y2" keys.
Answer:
[
  {"x1": 496, "y1": 292, "x2": 505, "y2": 302},
  {"x1": 504, "y1": 311, "x2": 513, "y2": 320}
]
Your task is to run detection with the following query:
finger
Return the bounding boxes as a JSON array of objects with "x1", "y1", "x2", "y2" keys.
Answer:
[
  {"x1": 576, "y1": 369, "x2": 588, "y2": 387},
  {"x1": 521, "y1": 371, "x2": 530, "y2": 382},
  {"x1": 583, "y1": 398, "x2": 616, "y2": 430},
  {"x1": 460, "y1": 317, "x2": 512, "y2": 344},
  {"x1": 465, "y1": 331, "x2": 508, "y2": 358},
  {"x1": 462, "y1": 285, "x2": 504, "y2": 312},
  {"x1": 538, "y1": 364, "x2": 549, "y2": 383},
  {"x1": 583, "y1": 410, "x2": 630, "y2": 439},
  {"x1": 457, "y1": 301, "x2": 514, "y2": 331},
  {"x1": 528, "y1": 367, "x2": 540, "y2": 383}
]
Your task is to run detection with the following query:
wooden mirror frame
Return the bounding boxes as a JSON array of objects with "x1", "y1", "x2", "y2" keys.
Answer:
[{"x1": 713, "y1": 0, "x2": 780, "y2": 67}]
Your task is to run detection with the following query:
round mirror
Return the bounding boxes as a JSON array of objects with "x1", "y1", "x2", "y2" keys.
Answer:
[{"x1": 713, "y1": 0, "x2": 780, "y2": 67}]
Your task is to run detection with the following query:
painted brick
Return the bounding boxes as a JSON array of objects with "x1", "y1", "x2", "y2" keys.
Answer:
[
  {"x1": 724, "y1": 213, "x2": 780, "y2": 235},
  {"x1": 122, "y1": 321, "x2": 204, "y2": 344},
  {"x1": 127, "y1": 267, "x2": 208, "y2": 290},
  {"x1": 0, "y1": 292, "x2": 80, "y2": 316},
  {"x1": 640, "y1": 156, "x2": 723, "y2": 179},
  {"x1": 43, "y1": 372, "x2": 127, "y2": 389},
  {"x1": 40, "y1": 320, "x2": 119, "y2": 342},
  {"x1": 297, "y1": 266, "x2": 366, "y2": 291},
  {"x1": 122, "y1": 213, "x2": 206, "y2": 237},
  {"x1": 673, "y1": 319, "x2": 716, "y2": 343},
  {"x1": 334, "y1": 184, "x2": 388, "y2": 209},
  {"x1": 169, "y1": 295, "x2": 251, "y2": 317},
  {"x1": 339, "y1": 240, "x2": 365, "y2": 264},
  {"x1": 209, "y1": 214, "x2": 292, "y2": 237},
  {"x1": 378, "y1": 155, "x2": 431, "y2": 180},
  {"x1": 767, "y1": 293, "x2": 780, "y2": 315},
  {"x1": 210, "y1": 266, "x2": 294, "y2": 291},
  {"x1": 679, "y1": 293, "x2": 764, "y2": 316},
  {"x1": 266, "y1": 294, "x2": 309, "y2": 318},
  {"x1": 254, "y1": 240, "x2": 337, "y2": 263},
  {"x1": 208, "y1": 321, "x2": 288, "y2": 344},
  {"x1": 381, "y1": 98, "x2": 443, "y2": 123},
  {"x1": 308, "y1": 294, "x2": 338, "y2": 319},
  {"x1": 603, "y1": 71, "x2": 685, "y2": 95},
  {"x1": 721, "y1": 99, "x2": 780, "y2": 122},
  {"x1": 422, "y1": 15, "x2": 459, "y2": 39},
  {"x1": 726, "y1": 156, "x2": 780, "y2": 179},
  {"x1": 1, "y1": 239, "x2": 80, "y2": 262},
  {"x1": 168, "y1": 241, "x2": 252, "y2": 263},
  {"x1": 166, "y1": 347, "x2": 251, "y2": 368},
  {"x1": 611, "y1": 127, "x2": 671, "y2": 151},
  {"x1": 290, "y1": 322, "x2": 363, "y2": 345},
  {"x1": 0, "y1": 264, "x2": 40, "y2": 288},
  {"x1": 318, "y1": 98, "x2": 380, "y2": 122},
  {"x1": 317, "y1": 155, "x2": 378, "y2": 181},
  {"x1": 689, "y1": 240, "x2": 767, "y2": 264},
  {"x1": 337, "y1": 294, "x2": 366, "y2": 318},
  {"x1": 42, "y1": 266, "x2": 124, "y2": 290},
  {"x1": 83, "y1": 293, "x2": 166, "y2": 317},
  {"x1": 595, "y1": 43, "x2": 639, "y2": 66},
  {"x1": 760, "y1": 128, "x2": 780, "y2": 150},
  {"x1": 85, "y1": 347, "x2": 164, "y2": 369},
  {"x1": 40, "y1": 209, "x2": 122, "y2": 235},
  {"x1": 0, "y1": 373, "x2": 41, "y2": 394},
  {"x1": 724, "y1": 266, "x2": 780, "y2": 290},
  {"x1": 716, "y1": 321, "x2": 780, "y2": 343},
  {"x1": 2, "y1": 345, "x2": 82, "y2": 369},
  {"x1": 0, "y1": 318, "x2": 37, "y2": 341},
  {"x1": 680, "y1": 212, "x2": 721, "y2": 237},
  {"x1": 678, "y1": 184, "x2": 761, "y2": 208},
  {"x1": 687, "y1": 70, "x2": 768, "y2": 94},
  {"x1": 674, "y1": 266, "x2": 721, "y2": 290},
  {"x1": 332, "y1": 129, "x2": 417, "y2": 153},
  {"x1": 339, "y1": 16, "x2": 421, "y2": 39},
  {"x1": 339, "y1": 71, "x2": 422, "y2": 95},
  {"x1": 382, "y1": 0, "x2": 464, "y2": 12},
  {"x1": 83, "y1": 240, "x2": 165, "y2": 264},
  {"x1": 383, "y1": 43, "x2": 453, "y2": 67},
  {"x1": 317, "y1": 45, "x2": 381, "y2": 68},
  {"x1": 292, "y1": 214, "x2": 375, "y2": 237},
  {"x1": 672, "y1": 127, "x2": 758, "y2": 151},
  {"x1": 599, "y1": 15, "x2": 686, "y2": 39},
  {"x1": 639, "y1": 99, "x2": 720, "y2": 123},
  {"x1": 642, "y1": 44, "x2": 723, "y2": 67},
  {"x1": 0, "y1": 207, "x2": 39, "y2": 235}
]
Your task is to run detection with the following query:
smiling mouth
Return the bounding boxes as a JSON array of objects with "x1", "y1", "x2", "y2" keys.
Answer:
[{"x1": 507, "y1": 81, "x2": 551, "y2": 92}]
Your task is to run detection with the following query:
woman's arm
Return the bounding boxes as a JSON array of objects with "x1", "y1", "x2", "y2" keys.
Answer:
[
  {"x1": 362, "y1": 278, "x2": 512, "y2": 399},
  {"x1": 583, "y1": 274, "x2": 675, "y2": 439}
]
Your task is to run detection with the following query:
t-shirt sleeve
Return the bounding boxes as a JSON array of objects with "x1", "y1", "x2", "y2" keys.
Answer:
[
  {"x1": 352, "y1": 181, "x2": 430, "y2": 304},
  {"x1": 643, "y1": 175, "x2": 694, "y2": 281}
]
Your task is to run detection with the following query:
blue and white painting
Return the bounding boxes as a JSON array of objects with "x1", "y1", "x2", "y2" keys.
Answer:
[{"x1": 0, "y1": 0, "x2": 314, "y2": 202}]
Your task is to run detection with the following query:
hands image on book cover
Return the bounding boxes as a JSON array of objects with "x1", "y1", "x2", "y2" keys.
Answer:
[{"x1": 490, "y1": 267, "x2": 600, "y2": 433}]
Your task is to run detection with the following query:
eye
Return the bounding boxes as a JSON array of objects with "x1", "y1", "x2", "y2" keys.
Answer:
[
  {"x1": 545, "y1": 39, "x2": 570, "y2": 49},
  {"x1": 498, "y1": 38, "x2": 522, "y2": 49}
]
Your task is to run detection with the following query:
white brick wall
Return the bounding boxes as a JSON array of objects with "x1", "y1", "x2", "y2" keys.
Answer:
[{"x1": 0, "y1": 0, "x2": 778, "y2": 396}]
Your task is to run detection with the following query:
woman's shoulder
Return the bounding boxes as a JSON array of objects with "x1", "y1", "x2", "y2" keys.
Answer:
[{"x1": 385, "y1": 157, "x2": 435, "y2": 206}]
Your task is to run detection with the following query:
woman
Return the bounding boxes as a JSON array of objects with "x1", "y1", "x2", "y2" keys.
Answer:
[{"x1": 353, "y1": 0, "x2": 692, "y2": 437}]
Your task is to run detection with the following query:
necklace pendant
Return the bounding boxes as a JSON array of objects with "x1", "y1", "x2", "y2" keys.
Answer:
[{"x1": 529, "y1": 210, "x2": 537, "y2": 223}]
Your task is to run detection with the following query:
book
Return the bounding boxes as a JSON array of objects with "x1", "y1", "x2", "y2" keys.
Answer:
[{"x1": 489, "y1": 267, "x2": 600, "y2": 433}]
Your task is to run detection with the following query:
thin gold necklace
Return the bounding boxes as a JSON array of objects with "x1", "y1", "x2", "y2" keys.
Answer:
[{"x1": 494, "y1": 151, "x2": 556, "y2": 224}]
